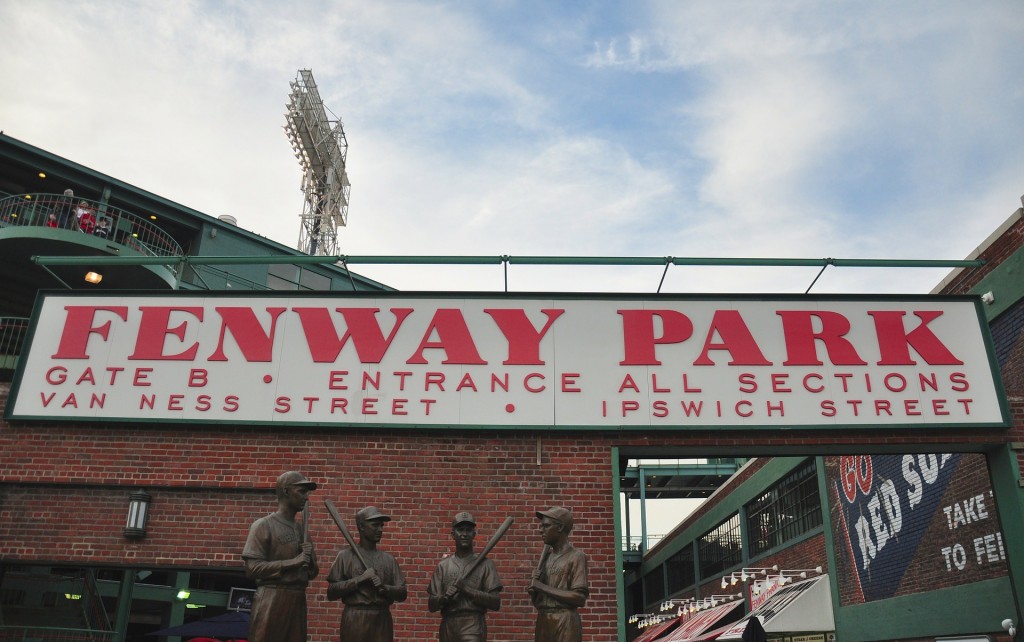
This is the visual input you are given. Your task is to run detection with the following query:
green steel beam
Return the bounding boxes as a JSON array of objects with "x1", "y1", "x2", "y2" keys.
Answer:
[
  {"x1": 988, "y1": 444, "x2": 1024, "y2": 625},
  {"x1": 835, "y1": 577, "x2": 1015, "y2": 640},
  {"x1": 509, "y1": 256, "x2": 667, "y2": 265},
  {"x1": 621, "y1": 464, "x2": 739, "y2": 478},
  {"x1": 111, "y1": 571, "x2": 134, "y2": 642},
  {"x1": 344, "y1": 255, "x2": 506, "y2": 265},
  {"x1": 612, "y1": 448, "x2": 628, "y2": 642},
  {"x1": 32, "y1": 254, "x2": 987, "y2": 268},
  {"x1": 32, "y1": 255, "x2": 346, "y2": 266}
]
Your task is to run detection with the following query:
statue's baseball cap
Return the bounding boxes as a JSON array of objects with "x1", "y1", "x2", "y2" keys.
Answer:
[
  {"x1": 276, "y1": 471, "x2": 318, "y2": 492},
  {"x1": 356, "y1": 506, "x2": 391, "y2": 523},
  {"x1": 453, "y1": 511, "x2": 476, "y2": 526},
  {"x1": 536, "y1": 507, "x2": 573, "y2": 530}
]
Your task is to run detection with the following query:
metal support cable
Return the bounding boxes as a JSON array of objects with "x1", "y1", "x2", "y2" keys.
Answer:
[
  {"x1": 657, "y1": 257, "x2": 673, "y2": 293},
  {"x1": 340, "y1": 259, "x2": 357, "y2": 291},
  {"x1": 805, "y1": 262, "x2": 830, "y2": 294}
]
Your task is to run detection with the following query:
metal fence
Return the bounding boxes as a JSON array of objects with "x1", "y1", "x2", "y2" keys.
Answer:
[
  {"x1": 0, "y1": 317, "x2": 29, "y2": 370},
  {"x1": 0, "y1": 570, "x2": 111, "y2": 640},
  {"x1": 0, "y1": 194, "x2": 183, "y2": 259},
  {"x1": 622, "y1": 534, "x2": 665, "y2": 552}
]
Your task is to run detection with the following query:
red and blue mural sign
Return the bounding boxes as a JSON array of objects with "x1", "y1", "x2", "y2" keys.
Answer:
[{"x1": 827, "y1": 453, "x2": 1007, "y2": 604}]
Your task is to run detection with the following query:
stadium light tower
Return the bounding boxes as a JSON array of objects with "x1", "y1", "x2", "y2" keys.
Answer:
[{"x1": 283, "y1": 69, "x2": 351, "y2": 256}]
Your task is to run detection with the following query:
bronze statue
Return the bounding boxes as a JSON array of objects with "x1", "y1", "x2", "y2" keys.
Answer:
[
  {"x1": 427, "y1": 512, "x2": 506, "y2": 642},
  {"x1": 529, "y1": 507, "x2": 589, "y2": 642},
  {"x1": 326, "y1": 506, "x2": 408, "y2": 642},
  {"x1": 241, "y1": 471, "x2": 319, "y2": 642}
]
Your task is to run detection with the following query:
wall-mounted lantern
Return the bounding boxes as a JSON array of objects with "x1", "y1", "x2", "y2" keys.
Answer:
[{"x1": 124, "y1": 491, "x2": 152, "y2": 539}]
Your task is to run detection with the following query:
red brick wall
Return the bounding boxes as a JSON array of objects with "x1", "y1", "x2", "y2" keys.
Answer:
[
  {"x1": 939, "y1": 215, "x2": 1024, "y2": 296},
  {"x1": 0, "y1": 410, "x2": 621, "y2": 641}
]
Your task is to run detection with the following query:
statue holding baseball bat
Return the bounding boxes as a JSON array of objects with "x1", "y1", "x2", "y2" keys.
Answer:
[
  {"x1": 427, "y1": 512, "x2": 510, "y2": 642},
  {"x1": 529, "y1": 507, "x2": 588, "y2": 642},
  {"x1": 325, "y1": 503, "x2": 407, "y2": 642},
  {"x1": 241, "y1": 471, "x2": 319, "y2": 642}
]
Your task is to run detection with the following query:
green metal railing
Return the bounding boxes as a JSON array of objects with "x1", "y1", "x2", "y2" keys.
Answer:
[
  {"x1": 623, "y1": 534, "x2": 665, "y2": 552},
  {"x1": 0, "y1": 194, "x2": 183, "y2": 259},
  {"x1": 0, "y1": 317, "x2": 30, "y2": 370}
]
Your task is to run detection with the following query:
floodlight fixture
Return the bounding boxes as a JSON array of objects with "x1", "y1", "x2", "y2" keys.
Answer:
[
  {"x1": 638, "y1": 614, "x2": 670, "y2": 628},
  {"x1": 740, "y1": 566, "x2": 777, "y2": 582},
  {"x1": 703, "y1": 593, "x2": 743, "y2": 608},
  {"x1": 723, "y1": 566, "x2": 777, "y2": 589},
  {"x1": 660, "y1": 598, "x2": 694, "y2": 611},
  {"x1": 629, "y1": 613, "x2": 657, "y2": 625},
  {"x1": 776, "y1": 566, "x2": 824, "y2": 585},
  {"x1": 284, "y1": 69, "x2": 352, "y2": 256}
]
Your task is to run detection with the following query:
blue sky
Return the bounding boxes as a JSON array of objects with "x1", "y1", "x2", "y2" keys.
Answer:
[{"x1": 2, "y1": 1, "x2": 1022, "y2": 294}]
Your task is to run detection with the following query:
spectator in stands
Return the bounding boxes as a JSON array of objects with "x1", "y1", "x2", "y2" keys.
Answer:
[
  {"x1": 94, "y1": 217, "x2": 110, "y2": 238},
  {"x1": 57, "y1": 189, "x2": 75, "y2": 228},
  {"x1": 75, "y1": 201, "x2": 96, "y2": 234}
]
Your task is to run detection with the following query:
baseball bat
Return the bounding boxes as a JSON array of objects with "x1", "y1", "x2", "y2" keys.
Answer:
[
  {"x1": 528, "y1": 544, "x2": 551, "y2": 597},
  {"x1": 324, "y1": 499, "x2": 373, "y2": 572},
  {"x1": 456, "y1": 516, "x2": 514, "y2": 583},
  {"x1": 536, "y1": 544, "x2": 551, "y2": 576}
]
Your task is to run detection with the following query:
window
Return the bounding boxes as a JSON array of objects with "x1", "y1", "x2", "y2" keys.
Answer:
[
  {"x1": 267, "y1": 264, "x2": 333, "y2": 291},
  {"x1": 666, "y1": 542, "x2": 696, "y2": 594},
  {"x1": 698, "y1": 514, "x2": 742, "y2": 579},
  {"x1": 629, "y1": 580, "x2": 644, "y2": 616},
  {"x1": 643, "y1": 565, "x2": 665, "y2": 605},
  {"x1": 267, "y1": 264, "x2": 300, "y2": 290},
  {"x1": 745, "y1": 459, "x2": 822, "y2": 557},
  {"x1": 299, "y1": 269, "x2": 331, "y2": 290}
]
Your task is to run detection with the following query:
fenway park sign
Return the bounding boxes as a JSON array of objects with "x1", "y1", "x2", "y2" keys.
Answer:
[{"x1": 6, "y1": 293, "x2": 1007, "y2": 429}]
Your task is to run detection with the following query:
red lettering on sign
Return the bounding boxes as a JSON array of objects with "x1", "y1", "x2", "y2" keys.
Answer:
[
  {"x1": 483, "y1": 308, "x2": 564, "y2": 365},
  {"x1": 52, "y1": 306, "x2": 129, "y2": 359},
  {"x1": 869, "y1": 311, "x2": 963, "y2": 365},
  {"x1": 840, "y1": 455, "x2": 873, "y2": 502},
  {"x1": 207, "y1": 307, "x2": 286, "y2": 362},
  {"x1": 129, "y1": 307, "x2": 203, "y2": 360},
  {"x1": 693, "y1": 310, "x2": 771, "y2": 366},
  {"x1": 407, "y1": 309, "x2": 487, "y2": 365},
  {"x1": 778, "y1": 310, "x2": 868, "y2": 365},
  {"x1": 619, "y1": 310, "x2": 693, "y2": 365},
  {"x1": 293, "y1": 307, "x2": 413, "y2": 363}
]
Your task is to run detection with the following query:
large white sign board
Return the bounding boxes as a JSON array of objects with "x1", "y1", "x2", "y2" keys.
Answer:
[{"x1": 6, "y1": 293, "x2": 1007, "y2": 429}]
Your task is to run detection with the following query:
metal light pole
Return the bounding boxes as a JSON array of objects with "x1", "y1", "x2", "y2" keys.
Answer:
[{"x1": 284, "y1": 69, "x2": 351, "y2": 256}]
